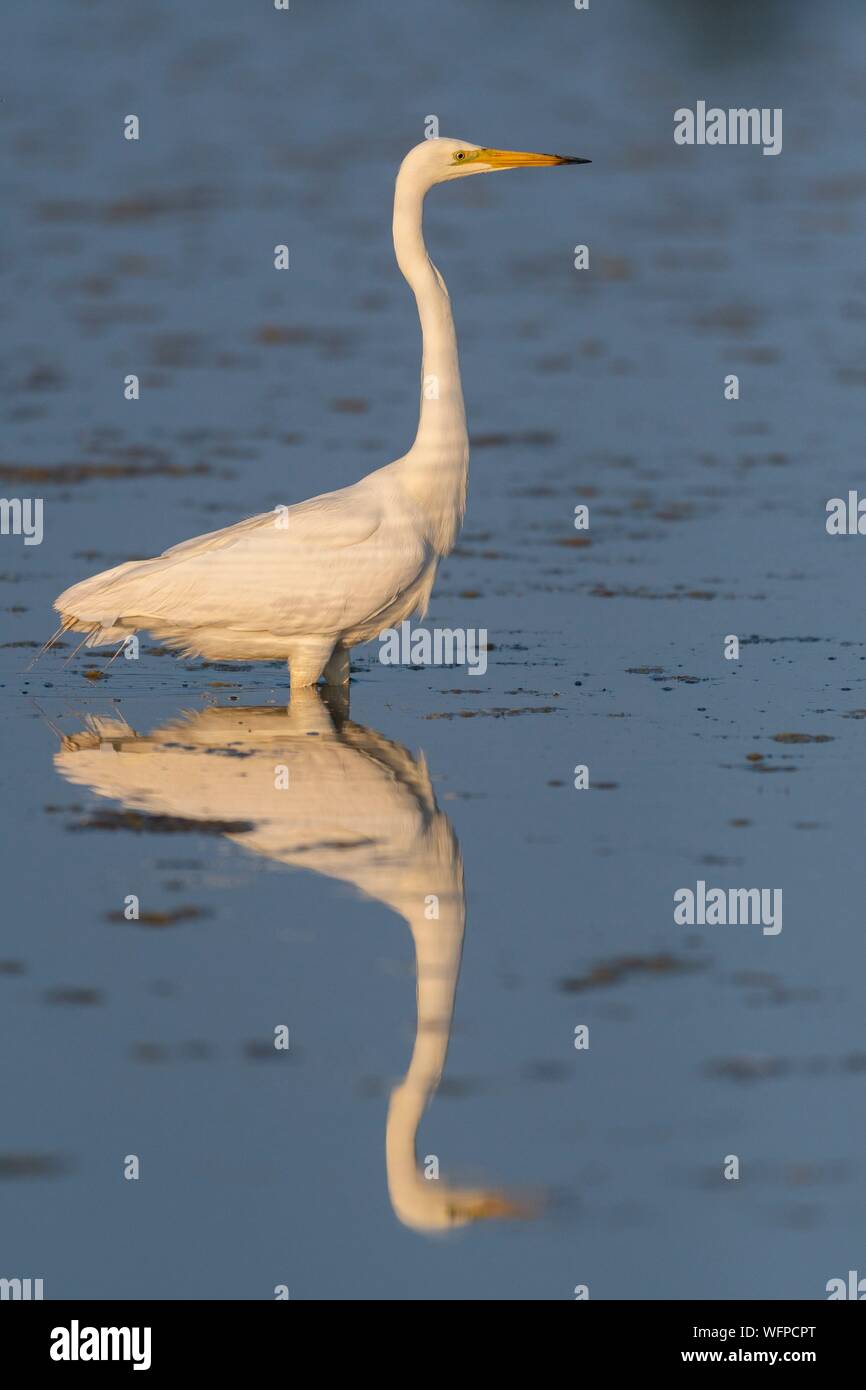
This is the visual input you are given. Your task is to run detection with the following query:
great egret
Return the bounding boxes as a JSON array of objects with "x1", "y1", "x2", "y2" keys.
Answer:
[
  {"x1": 52, "y1": 691, "x2": 534, "y2": 1230},
  {"x1": 49, "y1": 139, "x2": 587, "y2": 688}
]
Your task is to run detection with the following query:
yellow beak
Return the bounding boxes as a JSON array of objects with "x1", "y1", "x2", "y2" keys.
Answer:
[{"x1": 480, "y1": 148, "x2": 590, "y2": 168}]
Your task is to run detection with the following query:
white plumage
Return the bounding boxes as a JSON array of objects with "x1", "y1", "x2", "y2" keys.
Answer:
[
  {"x1": 55, "y1": 477, "x2": 436, "y2": 683},
  {"x1": 51, "y1": 138, "x2": 586, "y2": 687}
]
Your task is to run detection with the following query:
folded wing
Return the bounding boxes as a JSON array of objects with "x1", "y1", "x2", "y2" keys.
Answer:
[{"x1": 54, "y1": 481, "x2": 427, "y2": 641}]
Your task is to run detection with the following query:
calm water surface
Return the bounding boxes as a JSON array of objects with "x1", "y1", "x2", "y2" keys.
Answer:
[{"x1": 2, "y1": 0, "x2": 866, "y2": 1298}]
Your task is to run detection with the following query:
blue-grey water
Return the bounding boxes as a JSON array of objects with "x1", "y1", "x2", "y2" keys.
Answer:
[{"x1": 2, "y1": 0, "x2": 866, "y2": 1299}]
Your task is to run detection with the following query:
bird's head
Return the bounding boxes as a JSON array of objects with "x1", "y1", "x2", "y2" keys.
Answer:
[{"x1": 400, "y1": 137, "x2": 590, "y2": 189}]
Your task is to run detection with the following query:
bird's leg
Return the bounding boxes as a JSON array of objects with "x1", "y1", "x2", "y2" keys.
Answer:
[
  {"x1": 287, "y1": 638, "x2": 336, "y2": 690},
  {"x1": 322, "y1": 645, "x2": 350, "y2": 688}
]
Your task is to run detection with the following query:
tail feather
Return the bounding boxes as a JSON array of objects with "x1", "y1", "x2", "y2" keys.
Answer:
[
  {"x1": 52, "y1": 557, "x2": 151, "y2": 654},
  {"x1": 27, "y1": 617, "x2": 76, "y2": 670},
  {"x1": 63, "y1": 627, "x2": 101, "y2": 665}
]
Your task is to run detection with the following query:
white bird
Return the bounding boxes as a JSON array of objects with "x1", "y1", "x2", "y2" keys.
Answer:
[{"x1": 49, "y1": 139, "x2": 587, "y2": 689}]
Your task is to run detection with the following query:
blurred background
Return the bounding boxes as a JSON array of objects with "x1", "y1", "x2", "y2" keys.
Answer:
[{"x1": 2, "y1": 0, "x2": 866, "y2": 1299}]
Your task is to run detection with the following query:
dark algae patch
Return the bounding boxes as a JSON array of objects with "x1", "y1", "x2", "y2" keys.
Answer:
[
  {"x1": 558, "y1": 953, "x2": 703, "y2": 994},
  {"x1": 770, "y1": 732, "x2": 834, "y2": 744}
]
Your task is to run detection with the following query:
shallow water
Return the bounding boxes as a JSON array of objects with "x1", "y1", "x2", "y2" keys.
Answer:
[{"x1": 2, "y1": 0, "x2": 866, "y2": 1299}]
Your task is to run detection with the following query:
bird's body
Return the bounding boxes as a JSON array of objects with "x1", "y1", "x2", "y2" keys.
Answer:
[
  {"x1": 51, "y1": 139, "x2": 585, "y2": 687},
  {"x1": 56, "y1": 470, "x2": 441, "y2": 681}
]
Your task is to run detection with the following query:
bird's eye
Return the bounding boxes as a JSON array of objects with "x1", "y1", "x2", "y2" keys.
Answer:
[{"x1": 454, "y1": 151, "x2": 466, "y2": 161}]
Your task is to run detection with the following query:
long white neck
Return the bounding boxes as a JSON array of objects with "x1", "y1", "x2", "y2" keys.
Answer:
[{"x1": 392, "y1": 170, "x2": 469, "y2": 555}]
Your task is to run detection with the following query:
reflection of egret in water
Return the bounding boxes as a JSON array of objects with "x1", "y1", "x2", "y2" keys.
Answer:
[{"x1": 53, "y1": 690, "x2": 533, "y2": 1232}]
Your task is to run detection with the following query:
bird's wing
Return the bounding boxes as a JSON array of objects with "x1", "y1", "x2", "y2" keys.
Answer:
[
  {"x1": 61, "y1": 482, "x2": 426, "y2": 638},
  {"x1": 160, "y1": 487, "x2": 381, "y2": 562}
]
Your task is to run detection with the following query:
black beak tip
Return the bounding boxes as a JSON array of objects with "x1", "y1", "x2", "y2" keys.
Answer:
[{"x1": 563, "y1": 156, "x2": 591, "y2": 165}]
